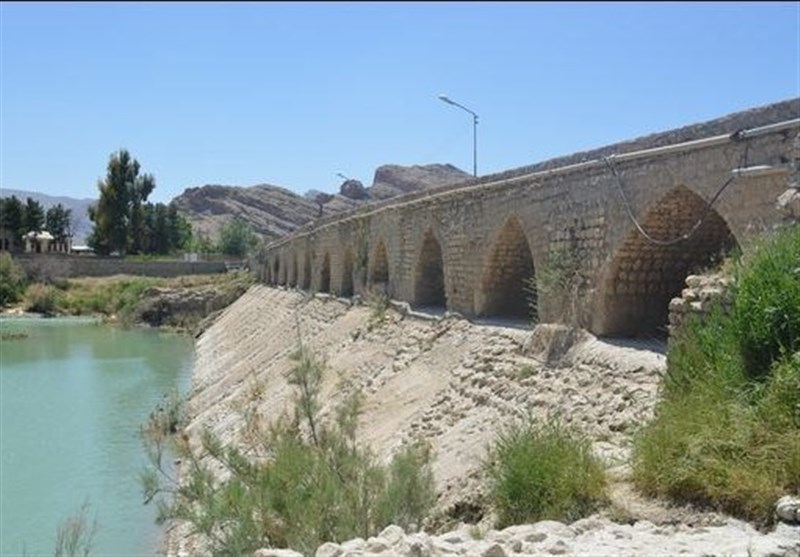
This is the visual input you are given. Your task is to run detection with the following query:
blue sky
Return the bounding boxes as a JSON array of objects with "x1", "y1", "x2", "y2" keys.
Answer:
[{"x1": 1, "y1": 2, "x2": 798, "y2": 203}]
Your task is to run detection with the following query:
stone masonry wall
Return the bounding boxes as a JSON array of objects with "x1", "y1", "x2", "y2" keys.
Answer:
[
  {"x1": 261, "y1": 100, "x2": 799, "y2": 337},
  {"x1": 14, "y1": 253, "x2": 228, "y2": 279}
]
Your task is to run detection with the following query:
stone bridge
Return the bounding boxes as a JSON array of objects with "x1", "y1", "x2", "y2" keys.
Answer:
[{"x1": 259, "y1": 99, "x2": 799, "y2": 337}]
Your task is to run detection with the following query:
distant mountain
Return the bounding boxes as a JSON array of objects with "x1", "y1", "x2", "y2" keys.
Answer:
[
  {"x1": 0, "y1": 188, "x2": 94, "y2": 244},
  {"x1": 173, "y1": 163, "x2": 470, "y2": 242}
]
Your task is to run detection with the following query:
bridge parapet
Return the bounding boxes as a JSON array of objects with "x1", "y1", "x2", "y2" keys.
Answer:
[{"x1": 261, "y1": 99, "x2": 799, "y2": 337}]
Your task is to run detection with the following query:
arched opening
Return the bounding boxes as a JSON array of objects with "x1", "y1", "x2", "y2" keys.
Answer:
[
  {"x1": 273, "y1": 258, "x2": 280, "y2": 285},
  {"x1": 290, "y1": 253, "x2": 298, "y2": 287},
  {"x1": 413, "y1": 230, "x2": 446, "y2": 308},
  {"x1": 369, "y1": 239, "x2": 389, "y2": 286},
  {"x1": 301, "y1": 251, "x2": 311, "y2": 290},
  {"x1": 320, "y1": 253, "x2": 331, "y2": 293},
  {"x1": 341, "y1": 249, "x2": 354, "y2": 297},
  {"x1": 478, "y1": 217, "x2": 536, "y2": 319},
  {"x1": 598, "y1": 186, "x2": 738, "y2": 336},
  {"x1": 279, "y1": 257, "x2": 287, "y2": 285}
]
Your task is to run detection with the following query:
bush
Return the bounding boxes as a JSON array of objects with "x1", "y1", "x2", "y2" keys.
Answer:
[
  {"x1": 23, "y1": 283, "x2": 59, "y2": 315},
  {"x1": 142, "y1": 345, "x2": 435, "y2": 557},
  {"x1": 633, "y1": 225, "x2": 800, "y2": 526},
  {"x1": 485, "y1": 417, "x2": 607, "y2": 528},
  {"x1": 732, "y1": 224, "x2": 800, "y2": 378},
  {"x1": 0, "y1": 252, "x2": 26, "y2": 306}
]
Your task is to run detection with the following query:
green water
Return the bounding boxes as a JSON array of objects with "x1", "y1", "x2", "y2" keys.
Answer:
[{"x1": 0, "y1": 317, "x2": 194, "y2": 556}]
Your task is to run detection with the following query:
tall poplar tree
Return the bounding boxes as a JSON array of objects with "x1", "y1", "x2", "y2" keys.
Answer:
[{"x1": 88, "y1": 149, "x2": 154, "y2": 255}]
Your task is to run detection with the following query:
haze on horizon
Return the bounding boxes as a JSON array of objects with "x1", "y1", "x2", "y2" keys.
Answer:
[{"x1": 1, "y1": 2, "x2": 797, "y2": 204}]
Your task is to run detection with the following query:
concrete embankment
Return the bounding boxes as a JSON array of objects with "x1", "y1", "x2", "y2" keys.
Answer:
[{"x1": 170, "y1": 285, "x2": 799, "y2": 557}]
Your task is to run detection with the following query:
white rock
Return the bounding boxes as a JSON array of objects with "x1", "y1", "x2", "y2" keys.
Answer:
[
  {"x1": 481, "y1": 542, "x2": 507, "y2": 557},
  {"x1": 365, "y1": 537, "x2": 390, "y2": 553},
  {"x1": 315, "y1": 542, "x2": 342, "y2": 557},
  {"x1": 379, "y1": 524, "x2": 406, "y2": 546},
  {"x1": 340, "y1": 537, "x2": 366, "y2": 552},
  {"x1": 776, "y1": 495, "x2": 800, "y2": 523},
  {"x1": 252, "y1": 549, "x2": 304, "y2": 557}
]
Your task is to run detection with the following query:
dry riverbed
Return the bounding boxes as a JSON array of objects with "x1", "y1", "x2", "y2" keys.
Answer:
[{"x1": 167, "y1": 285, "x2": 799, "y2": 557}]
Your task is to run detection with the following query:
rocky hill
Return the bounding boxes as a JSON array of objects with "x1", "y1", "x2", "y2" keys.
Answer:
[{"x1": 173, "y1": 163, "x2": 470, "y2": 242}]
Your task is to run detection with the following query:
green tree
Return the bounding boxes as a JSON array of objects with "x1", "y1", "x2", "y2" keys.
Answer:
[
  {"x1": 0, "y1": 196, "x2": 25, "y2": 249},
  {"x1": 218, "y1": 216, "x2": 257, "y2": 257},
  {"x1": 23, "y1": 197, "x2": 45, "y2": 233},
  {"x1": 0, "y1": 252, "x2": 25, "y2": 306},
  {"x1": 46, "y1": 204, "x2": 73, "y2": 244},
  {"x1": 88, "y1": 149, "x2": 153, "y2": 256}
]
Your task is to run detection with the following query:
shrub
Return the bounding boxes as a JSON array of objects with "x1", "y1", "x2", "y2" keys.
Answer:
[
  {"x1": 633, "y1": 225, "x2": 800, "y2": 526},
  {"x1": 23, "y1": 283, "x2": 59, "y2": 315},
  {"x1": 732, "y1": 223, "x2": 800, "y2": 378},
  {"x1": 0, "y1": 252, "x2": 25, "y2": 306},
  {"x1": 142, "y1": 343, "x2": 435, "y2": 557},
  {"x1": 53, "y1": 501, "x2": 98, "y2": 557},
  {"x1": 485, "y1": 416, "x2": 607, "y2": 528}
]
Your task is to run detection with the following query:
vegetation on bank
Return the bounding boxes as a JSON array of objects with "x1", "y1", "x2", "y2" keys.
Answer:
[
  {"x1": 141, "y1": 345, "x2": 435, "y2": 557},
  {"x1": 0, "y1": 260, "x2": 255, "y2": 331},
  {"x1": 633, "y1": 223, "x2": 800, "y2": 526},
  {"x1": 485, "y1": 416, "x2": 608, "y2": 527}
]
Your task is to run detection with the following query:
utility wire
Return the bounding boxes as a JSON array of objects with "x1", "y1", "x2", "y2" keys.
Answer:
[{"x1": 604, "y1": 137, "x2": 749, "y2": 247}]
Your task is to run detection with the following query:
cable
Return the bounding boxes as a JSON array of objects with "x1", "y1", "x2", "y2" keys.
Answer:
[{"x1": 604, "y1": 140, "x2": 749, "y2": 247}]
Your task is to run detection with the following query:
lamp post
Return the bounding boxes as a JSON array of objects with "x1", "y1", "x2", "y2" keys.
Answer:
[{"x1": 438, "y1": 94, "x2": 479, "y2": 177}]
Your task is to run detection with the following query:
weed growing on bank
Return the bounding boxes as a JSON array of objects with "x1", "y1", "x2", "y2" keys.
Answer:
[
  {"x1": 633, "y1": 224, "x2": 800, "y2": 526},
  {"x1": 485, "y1": 416, "x2": 608, "y2": 528},
  {"x1": 0, "y1": 253, "x2": 26, "y2": 306},
  {"x1": 141, "y1": 344, "x2": 435, "y2": 557}
]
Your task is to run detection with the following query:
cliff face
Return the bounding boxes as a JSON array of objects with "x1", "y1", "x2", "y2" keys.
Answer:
[{"x1": 172, "y1": 164, "x2": 471, "y2": 242}]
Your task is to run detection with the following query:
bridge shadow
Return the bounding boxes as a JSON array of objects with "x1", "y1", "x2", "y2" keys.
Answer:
[
  {"x1": 470, "y1": 316, "x2": 532, "y2": 331},
  {"x1": 595, "y1": 333, "x2": 668, "y2": 356}
]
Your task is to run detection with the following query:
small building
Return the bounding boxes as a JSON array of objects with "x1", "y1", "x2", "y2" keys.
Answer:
[{"x1": 23, "y1": 230, "x2": 71, "y2": 254}]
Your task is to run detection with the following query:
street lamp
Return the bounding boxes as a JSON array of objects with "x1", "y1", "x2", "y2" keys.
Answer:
[
  {"x1": 336, "y1": 172, "x2": 350, "y2": 181},
  {"x1": 438, "y1": 94, "x2": 479, "y2": 177}
]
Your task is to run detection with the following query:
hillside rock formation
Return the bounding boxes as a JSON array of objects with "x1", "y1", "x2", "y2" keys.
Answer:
[{"x1": 173, "y1": 164, "x2": 470, "y2": 242}]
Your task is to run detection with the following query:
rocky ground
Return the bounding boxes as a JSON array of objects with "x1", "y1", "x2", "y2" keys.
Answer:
[{"x1": 166, "y1": 285, "x2": 799, "y2": 557}]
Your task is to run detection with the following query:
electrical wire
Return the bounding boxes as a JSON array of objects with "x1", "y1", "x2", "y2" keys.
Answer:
[{"x1": 604, "y1": 137, "x2": 750, "y2": 247}]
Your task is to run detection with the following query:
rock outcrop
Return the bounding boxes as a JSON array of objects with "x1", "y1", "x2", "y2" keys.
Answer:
[{"x1": 173, "y1": 164, "x2": 471, "y2": 243}]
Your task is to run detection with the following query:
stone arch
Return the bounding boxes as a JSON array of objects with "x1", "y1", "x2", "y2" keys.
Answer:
[
  {"x1": 301, "y1": 250, "x2": 311, "y2": 290},
  {"x1": 478, "y1": 216, "x2": 536, "y2": 319},
  {"x1": 320, "y1": 253, "x2": 331, "y2": 293},
  {"x1": 413, "y1": 229, "x2": 446, "y2": 308},
  {"x1": 290, "y1": 253, "x2": 298, "y2": 287},
  {"x1": 341, "y1": 249, "x2": 354, "y2": 297},
  {"x1": 263, "y1": 261, "x2": 271, "y2": 284},
  {"x1": 596, "y1": 185, "x2": 739, "y2": 336},
  {"x1": 369, "y1": 239, "x2": 389, "y2": 286},
  {"x1": 279, "y1": 255, "x2": 287, "y2": 285}
]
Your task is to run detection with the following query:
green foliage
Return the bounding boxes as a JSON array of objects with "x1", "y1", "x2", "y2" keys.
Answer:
[
  {"x1": 141, "y1": 341, "x2": 435, "y2": 556},
  {"x1": 732, "y1": 224, "x2": 800, "y2": 378},
  {"x1": 88, "y1": 149, "x2": 187, "y2": 256},
  {"x1": 24, "y1": 283, "x2": 60, "y2": 315},
  {"x1": 485, "y1": 416, "x2": 607, "y2": 528},
  {"x1": 0, "y1": 252, "x2": 26, "y2": 306},
  {"x1": 53, "y1": 502, "x2": 98, "y2": 557},
  {"x1": 57, "y1": 277, "x2": 156, "y2": 322},
  {"x1": 23, "y1": 197, "x2": 45, "y2": 233},
  {"x1": 0, "y1": 195, "x2": 25, "y2": 246},
  {"x1": 218, "y1": 216, "x2": 258, "y2": 257},
  {"x1": 529, "y1": 243, "x2": 586, "y2": 325},
  {"x1": 46, "y1": 204, "x2": 73, "y2": 244},
  {"x1": 633, "y1": 225, "x2": 800, "y2": 526}
]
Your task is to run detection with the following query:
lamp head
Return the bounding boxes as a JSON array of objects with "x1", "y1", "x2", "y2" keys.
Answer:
[{"x1": 438, "y1": 94, "x2": 455, "y2": 105}]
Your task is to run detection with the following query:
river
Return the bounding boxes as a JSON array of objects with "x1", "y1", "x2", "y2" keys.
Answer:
[{"x1": 0, "y1": 316, "x2": 194, "y2": 556}]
